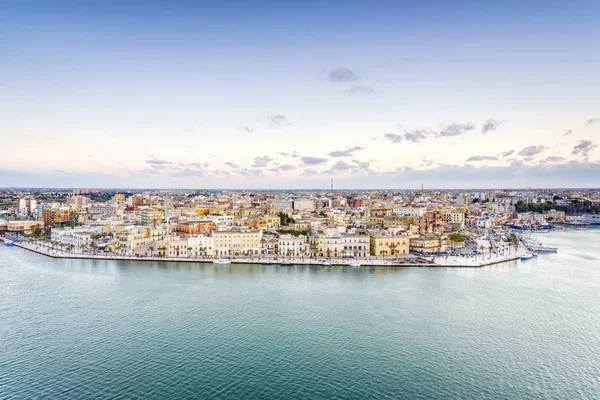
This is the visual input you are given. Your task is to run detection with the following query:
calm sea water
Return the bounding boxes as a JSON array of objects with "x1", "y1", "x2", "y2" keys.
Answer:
[{"x1": 1, "y1": 228, "x2": 599, "y2": 399}]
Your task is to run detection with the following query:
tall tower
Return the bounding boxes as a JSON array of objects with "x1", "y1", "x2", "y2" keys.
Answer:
[{"x1": 331, "y1": 178, "x2": 334, "y2": 198}]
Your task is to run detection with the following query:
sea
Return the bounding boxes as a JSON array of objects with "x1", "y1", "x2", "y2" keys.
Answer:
[{"x1": 1, "y1": 228, "x2": 599, "y2": 399}]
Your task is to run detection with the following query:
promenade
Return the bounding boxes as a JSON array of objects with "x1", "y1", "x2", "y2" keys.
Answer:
[{"x1": 4, "y1": 236, "x2": 523, "y2": 268}]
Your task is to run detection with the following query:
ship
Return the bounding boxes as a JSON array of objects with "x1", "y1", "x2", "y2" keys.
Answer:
[
  {"x1": 529, "y1": 244, "x2": 558, "y2": 253},
  {"x1": 583, "y1": 215, "x2": 600, "y2": 225}
]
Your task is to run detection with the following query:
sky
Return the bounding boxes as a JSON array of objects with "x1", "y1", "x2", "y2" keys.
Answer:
[{"x1": 1, "y1": 0, "x2": 599, "y2": 189}]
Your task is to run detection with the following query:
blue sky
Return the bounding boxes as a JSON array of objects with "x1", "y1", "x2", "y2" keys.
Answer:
[{"x1": 1, "y1": 0, "x2": 599, "y2": 188}]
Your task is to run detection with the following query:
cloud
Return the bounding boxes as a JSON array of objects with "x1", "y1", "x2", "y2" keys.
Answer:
[
  {"x1": 268, "y1": 114, "x2": 291, "y2": 127},
  {"x1": 481, "y1": 119, "x2": 503, "y2": 134},
  {"x1": 404, "y1": 128, "x2": 431, "y2": 143},
  {"x1": 169, "y1": 169, "x2": 206, "y2": 178},
  {"x1": 301, "y1": 156, "x2": 328, "y2": 165},
  {"x1": 384, "y1": 133, "x2": 403, "y2": 143},
  {"x1": 539, "y1": 156, "x2": 566, "y2": 164},
  {"x1": 238, "y1": 125, "x2": 253, "y2": 133},
  {"x1": 239, "y1": 168, "x2": 262, "y2": 177},
  {"x1": 327, "y1": 161, "x2": 354, "y2": 173},
  {"x1": 327, "y1": 146, "x2": 364, "y2": 157},
  {"x1": 278, "y1": 151, "x2": 299, "y2": 158},
  {"x1": 562, "y1": 129, "x2": 573, "y2": 136},
  {"x1": 420, "y1": 158, "x2": 433, "y2": 167},
  {"x1": 269, "y1": 164, "x2": 296, "y2": 173},
  {"x1": 146, "y1": 156, "x2": 173, "y2": 169},
  {"x1": 145, "y1": 156, "x2": 208, "y2": 172},
  {"x1": 351, "y1": 159, "x2": 372, "y2": 170},
  {"x1": 385, "y1": 123, "x2": 474, "y2": 143},
  {"x1": 384, "y1": 128, "x2": 432, "y2": 144},
  {"x1": 585, "y1": 118, "x2": 600, "y2": 126},
  {"x1": 349, "y1": 85, "x2": 374, "y2": 94},
  {"x1": 328, "y1": 67, "x2": 359, "y2": 82},
  {"x1": 302, "y1": 168, "x2": 319, "y2": 176},
  {"x1": 224, "y1": 162, "x2": 239, "y2": 169},
  {"x1": 438, "y1": 122, "x2": 476, "y2": 137},
  {"x1": 252, "y1": 155, "x2": 274, "y2": 167},
  {"x1": 179, "y1": 162, "x2": 209, "y2": 169},
  {"x1": 518, "y1": 145, "x2": 547, "y2": 157},
  {"x1": 572, "y1": 140, "x2": 597, "y2": 158},
  {"x1": 499, "y1": 150, "x2": 515, "y2": 157},
  {"x1": 344, "y1": 161, "x2": 600, "y2": 189},
  {"x1": 466, "y1": 155, "x2": 499, "y2": 162}
]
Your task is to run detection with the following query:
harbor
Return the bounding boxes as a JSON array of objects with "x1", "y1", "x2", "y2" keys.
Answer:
[{"x1": 4, "y1": 235, "x2": 524, "y2": 268}]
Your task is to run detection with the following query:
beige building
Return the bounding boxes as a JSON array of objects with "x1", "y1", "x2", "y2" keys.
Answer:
[
  {"x1": 213, "y1": 230, "x2": 263, "y2": 256},
  {"x1": 369, "y1": 234, "x2": 410, "y2": 256},
  {"x1": 443, "y1": 210, "x2": 465, "y2": 230},
  {"x1": 409, "y1": 235, "x2": 448, "y2": 253}
]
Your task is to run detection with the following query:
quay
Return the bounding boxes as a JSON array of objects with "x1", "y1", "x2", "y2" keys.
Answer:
[{"x1": 5, "y1": 237, "x2": 522, "y2": 268}]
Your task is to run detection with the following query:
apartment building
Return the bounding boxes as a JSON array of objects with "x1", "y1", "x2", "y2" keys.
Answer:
[{"x1": 140, "y1": 208, "x2": 163, "y2": 226}]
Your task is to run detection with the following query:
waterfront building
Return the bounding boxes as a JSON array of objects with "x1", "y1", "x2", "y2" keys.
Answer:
[
  {"x1": 369, "y1": 233, "x2": 410, "y2": 256},
  {"x1": 213, "y1": 229, "x2": 263, "y2": 256},
  {"x1": 278, "y1": 234, "x2": 308, "y2": 256},
  {"x1": 51, "y1": 226, "x2": 103, "y2": 247},
  {"x1": 341, "y1": 235, "x2": 369, "y2": 257},
  {"x1": 409, "y1": 235, "x2": 448, "y2": 254},
  {"x1": 118, "y1": 228, "x2": 151, "y2": 253},
  {"x1": 6, "y1": 220, "x2": 44, "y2": 235}
]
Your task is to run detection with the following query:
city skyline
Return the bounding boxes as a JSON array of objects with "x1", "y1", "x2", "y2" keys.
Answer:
[{"x1": 1, "y1": 0, "x2": 599, "y2": 188}]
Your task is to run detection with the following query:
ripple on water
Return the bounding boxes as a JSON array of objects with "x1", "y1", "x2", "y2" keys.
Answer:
[{"x1": 1, "y1": 232, "x2": 600, "y2": 400}]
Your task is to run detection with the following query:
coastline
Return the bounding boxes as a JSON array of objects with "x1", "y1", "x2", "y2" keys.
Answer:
[{"x1": 3, "y1": 237, "x2": 521, "y2": 268}]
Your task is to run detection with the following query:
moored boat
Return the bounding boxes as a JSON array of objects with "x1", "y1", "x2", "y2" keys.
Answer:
[
  {"x1": 4, "y1": 239, "x2": 14, "y2": 247},
  {"x1": 213, "y1": 259, "x2": 231, "y2": 265},
  {"x1": 520, "y1": 254, "x2": 534, "y2": 260}
]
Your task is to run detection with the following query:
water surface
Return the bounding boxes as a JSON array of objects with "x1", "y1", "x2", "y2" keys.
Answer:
[{"x1": 1, "y1": 228, "x2": 599, "y2": 399}]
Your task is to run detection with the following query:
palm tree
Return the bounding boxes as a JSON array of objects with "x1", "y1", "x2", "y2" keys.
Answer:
[
  {"x1": 187, "y1": 247, "x2": 193, "y2": 258},
  {"x1": 148, "y1": 246, "x2": 154, "y2": 256}
]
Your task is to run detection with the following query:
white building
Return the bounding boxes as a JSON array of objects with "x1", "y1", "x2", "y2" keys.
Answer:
[
  {"x1": 341, "y1": 235, "x2": 369, "y2": 257},
  {"x1": 393, "y1": 206, "x2": 425, "y2": 217},
  {"x1": 187, "y1": 235, "x2": 215, "y2": 256},
  {"x1": 19, "y1": 198, "x2": 37, "y2": 218},
  {"x1": 51, "y1": 226, "x2": 103, "y2": 247},
  {"x1": 278, "y1": 234, "x2": 308, "y2": 256}
]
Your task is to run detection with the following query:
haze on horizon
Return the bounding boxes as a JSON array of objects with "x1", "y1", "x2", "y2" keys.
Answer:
[{"x1": 1, "y1": 0, "x2": 599, "y2": 190}]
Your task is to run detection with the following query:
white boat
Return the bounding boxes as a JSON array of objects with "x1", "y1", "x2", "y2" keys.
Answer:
[
  {"x1": 4, "y1": 240, "x2": 14, "y2": 247},
  {"x1": 212, "y1": 259, "x2": 231, "y2": 265},
  {"x1": 520, "y1": 254, "x2": 534, "y2": 260},
  {"x1": 350, "y1": 262, "x2": 361, "y2": 267},
  {"x1": 529, "y1": 244, "x2": 558, "y2": 253},
  {"x1": 583, "y1": 215, "x2": 600, "y2": 225},
  {"x1": 322, "y1": 262, "x2": 331, "y2": 266}
]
